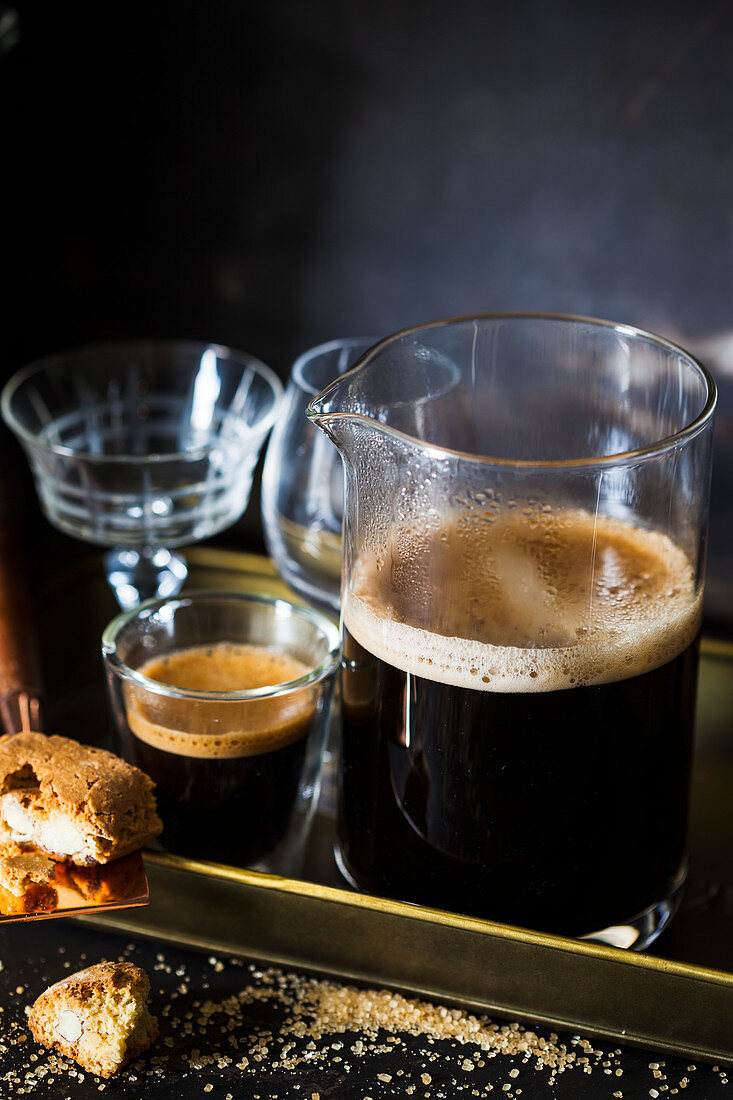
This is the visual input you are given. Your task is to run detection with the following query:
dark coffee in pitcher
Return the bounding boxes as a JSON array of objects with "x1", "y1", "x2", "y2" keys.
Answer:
[{"x1": 337, "y1": 506, "x2": 700, "y2": 936}]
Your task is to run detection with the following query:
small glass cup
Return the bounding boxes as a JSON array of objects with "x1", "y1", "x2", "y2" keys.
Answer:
[{"x1": 102, "y1": 591, "x2": 341, "y2": 877}]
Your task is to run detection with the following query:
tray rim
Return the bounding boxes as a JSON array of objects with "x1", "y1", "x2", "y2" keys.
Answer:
[
  {"x1": 80, "y1": 847, "x2": 733, "y2": 1066},
  {"x1": 113, "y1": 848, "x2": 733, "y2": 988}
]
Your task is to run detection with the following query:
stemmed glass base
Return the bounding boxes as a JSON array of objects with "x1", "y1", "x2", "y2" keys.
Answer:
[{"x1": 104, "y1": 547, "x2": 189, "y2": 611}]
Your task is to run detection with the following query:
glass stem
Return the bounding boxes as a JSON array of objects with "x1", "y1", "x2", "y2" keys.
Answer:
[{"x1": 104, "y1": 547, "x2": 188, "y2": 610}]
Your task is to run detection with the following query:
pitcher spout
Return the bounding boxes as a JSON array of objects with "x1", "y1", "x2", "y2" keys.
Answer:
[{"x1": 307, "y1": 328, "x2": 464, "y2": 455}]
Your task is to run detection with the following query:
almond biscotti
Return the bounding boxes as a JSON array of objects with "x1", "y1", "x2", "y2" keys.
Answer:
[
  {"x1": 28, "y1": 960, "x2": 158, "y2": 1077},
  {"x1": 0, "y1": 732, "x2": 162, "y2": 865}
]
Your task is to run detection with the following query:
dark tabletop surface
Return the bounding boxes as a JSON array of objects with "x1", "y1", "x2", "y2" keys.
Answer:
[{"x1": 0, "y1": 916, "x2": 729, "y2": 1100}]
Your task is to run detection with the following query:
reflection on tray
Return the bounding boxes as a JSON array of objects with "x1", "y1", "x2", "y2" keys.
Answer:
[{"x1": 0, "y1": 851, "x2": 150, "y2": 923}]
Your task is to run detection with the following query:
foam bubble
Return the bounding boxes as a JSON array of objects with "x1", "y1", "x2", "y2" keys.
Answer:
[{"x1": 344, "y1": 508, "x2": 701, "y2": 693}]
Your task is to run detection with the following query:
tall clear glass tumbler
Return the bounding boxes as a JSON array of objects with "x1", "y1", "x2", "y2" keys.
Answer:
[
  {"x1": 261, "y1": 337, "x2": 376, "y2": 614},
  {"x1": 308, "y1": 313, "x2": 717, "y2": 950}
]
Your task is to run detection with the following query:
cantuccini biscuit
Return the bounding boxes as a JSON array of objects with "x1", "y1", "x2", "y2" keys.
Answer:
[
  {"x1": 0, "y1": 732, "x2": 162, "y2": 865},
  {"x1": 28, "y1": 960, "x2": 158, "y2": 1077},
  {"x1": 0, "y1": 850, "x2": 58, "y2": 914}
]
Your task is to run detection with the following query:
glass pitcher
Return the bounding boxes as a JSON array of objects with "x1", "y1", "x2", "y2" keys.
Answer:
[{"x1": 307, "y1": 313, "x2": 716, "y2": 950}]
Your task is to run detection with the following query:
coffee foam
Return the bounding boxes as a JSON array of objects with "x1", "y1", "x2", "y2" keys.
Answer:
[
  {"x1": 344, "y1": 508, "x2": 701, "y2": 693},
  {"x1": 124, "y1": 643, "x2": 317, "y2": 759}
]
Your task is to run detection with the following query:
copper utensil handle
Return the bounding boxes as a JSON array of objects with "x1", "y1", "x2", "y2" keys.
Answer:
[{"x1": 0, "y1": 521, "x2": 44, "y2": 733}]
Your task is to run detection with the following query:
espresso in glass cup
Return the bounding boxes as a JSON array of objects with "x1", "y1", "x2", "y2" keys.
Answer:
[
  {"x1": 102, "y1": 592, "x2": 340, "y2": 874},
  {"x1": 308, "y1": 313, "x2": 716, "y2": 949}
]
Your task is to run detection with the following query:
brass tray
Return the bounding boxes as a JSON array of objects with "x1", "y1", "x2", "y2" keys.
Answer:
[{"x1": 42, "y1": 548, "x2": 733, "y2": 1065}]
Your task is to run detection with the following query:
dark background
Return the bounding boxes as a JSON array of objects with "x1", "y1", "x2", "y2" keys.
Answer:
[
  {"x1": 4, "y1": 1, "x2": 733, "y2": 362},
  {"x1": 2, "y1": 0, "x2": 733, "y2": 624}
]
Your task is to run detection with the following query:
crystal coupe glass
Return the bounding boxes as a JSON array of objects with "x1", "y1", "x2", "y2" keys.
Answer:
[{"x1": 1, "y1": 340, "x2": 283, "y2": 609}]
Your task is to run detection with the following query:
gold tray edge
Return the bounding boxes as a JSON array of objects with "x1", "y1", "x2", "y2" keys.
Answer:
[
  {"x1": 143, "y1": 851, "x2": 733, "y2": 985},
  {"x1": 77, "y1": 851, "x2": 733, "y2": 1065},
  {"x1": 700, "y1": 635, "x2": 733, "y2": 659}
]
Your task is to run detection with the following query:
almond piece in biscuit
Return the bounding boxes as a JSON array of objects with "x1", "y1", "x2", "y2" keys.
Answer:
[
  {"x1": 28, "y1": 960, "x2": 158, "y2": 1077},
  {"x1": 0, "y1": 732, "x2": 162, "y2": 865}
]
